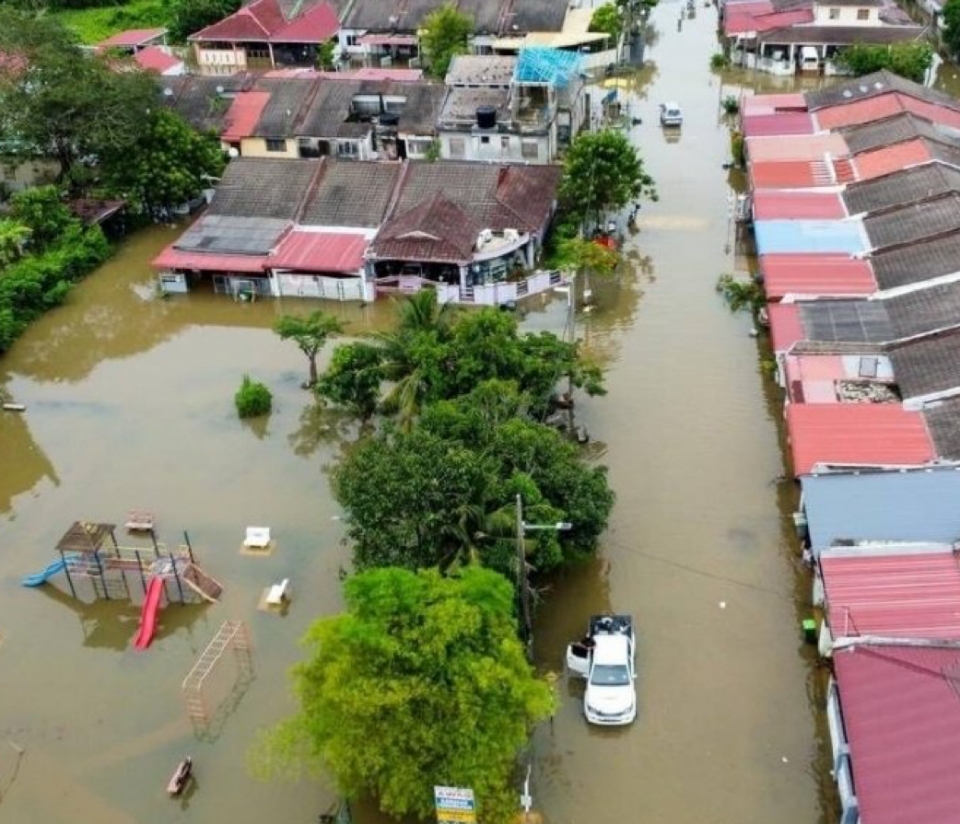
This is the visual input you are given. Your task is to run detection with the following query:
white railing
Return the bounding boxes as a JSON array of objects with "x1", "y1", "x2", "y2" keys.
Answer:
[{"x1": 376, "y1": 270, "x2": 567, "y2": 305}]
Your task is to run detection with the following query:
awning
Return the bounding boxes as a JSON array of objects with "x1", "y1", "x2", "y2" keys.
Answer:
[
  {"x1": 152, "y1": 246, "x2": 267, "y2": 273},
  {"x1": 358, "y1": 34, "x2": 419, "y2": 47},
  {"x1": 270, "y1": 231, "x2": 368, "y2": 273}
]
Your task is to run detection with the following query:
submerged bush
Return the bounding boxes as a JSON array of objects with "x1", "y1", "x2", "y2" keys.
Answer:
[
  {"x1": 710, "y1": 52, "x2": 730, "y2": 70},
  {"x1": 235, "y1": 374, "x2": 272, "y2": 418}
]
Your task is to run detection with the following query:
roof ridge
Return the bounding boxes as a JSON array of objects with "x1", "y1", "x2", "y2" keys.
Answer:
[
  {"x1": 383, "y1": 159, "x2": 414, "y2": 221},
  {"x1": 295, "y1": 157, "x2": 329, "y2": 224}
]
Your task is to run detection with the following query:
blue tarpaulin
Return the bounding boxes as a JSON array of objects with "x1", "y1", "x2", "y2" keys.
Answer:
[
  {"x1": 514, "y1": 47, "x2": 582, "y2": 86},
  {"x1": 754, "y1": 220, "x2": 866, "y2": 255}
]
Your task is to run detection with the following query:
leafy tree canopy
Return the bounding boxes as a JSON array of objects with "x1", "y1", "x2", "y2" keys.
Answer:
[
  {"x1": 332, "y1": 380, "x2": 615, "y2": 575},
  {"x1": 946, "y1": 0, "x2": 960, "y2": 58},
  {"x1": 559, "y1": 129, "x2": 657, "y2": 230},
  {"x1": 421, "y1": 5, "x2": 473, "y2": 79},
  {"x1": 318, "y1": 292, "x2": 604, "y2": 423},
  {"x1": 835, "y1": 42, "x2": 934, "y2": 83},
  {"x1": 0, "y1": 9, "x2": 158, "y2": 179},
  {"x1": 168, "y1": 0, "x2": 242, "y2": 42},
  {"x1": 8, "y1": 186, "x2": 72, "y2": 251},
  {"x1": 589, "y1": 3, "x2": 622, "y2": 41},
  {"x1": 251, "y1": 566, "x2": 556, "y2": 824},
  {"x1": 275, "y1": 310, "x2": 344, "y2": 386},
  {"x1": 101, "y1": 109, "x2": 226, "y2": 216}
]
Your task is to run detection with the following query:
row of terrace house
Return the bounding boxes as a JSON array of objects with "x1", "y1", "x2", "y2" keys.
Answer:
[
  {"x1": 152, "y1": 157, "x2": 562, "y2": 304},
  {"x1": 739, "y1": 70, "x2": 960, "y2": 824},
  {"x1": 159, "y1": 49, "x2": 587, "y2": 164},
  {"x1": 721, "y1": 0, "x2": 924, "y2": 76},
  {"x1": 186, "y1": 0, "x2": 618, "y2": 78}
]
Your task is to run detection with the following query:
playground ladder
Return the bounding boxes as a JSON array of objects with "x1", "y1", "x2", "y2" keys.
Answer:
[{"x1": 182, "y1": 620, "x2": 252, "y2": 730}]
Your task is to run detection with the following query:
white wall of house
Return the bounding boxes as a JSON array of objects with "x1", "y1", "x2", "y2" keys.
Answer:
[
  {"x1": 826, "y1": 679, "x2": 861, "y2": 824},
  {"x1": 813, "y1": 2, "x2": 882, "y2": 24},
  {"x1": 240, "y1": 137, "x2": 300, "y2": 158},
  {"x1": 401, "y1": 134, "x2": 436, "y2": 159},
  {"x1": 271, "y1": 271, "x2": 373, "y2": 301},
  {"x1": 194, "y1": 43, "x2": 248, "y2": 75},
  {"x1": 338, "y1": 29, "x2": 368, "y2": 63},
  {"x1": 438, "y1": 129, "x2": 552, "y2": 163}
]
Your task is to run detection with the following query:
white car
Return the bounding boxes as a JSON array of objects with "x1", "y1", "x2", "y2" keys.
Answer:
[
  {"x1": 566, "y1": 615, "x2": 637, "y2": 725},
  {"x1": 660, "y1": 102, "x2": 682, "y2": 128}
]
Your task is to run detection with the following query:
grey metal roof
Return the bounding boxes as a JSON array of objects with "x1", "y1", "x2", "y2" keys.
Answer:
[
  {"x1": 844, "y1": 162, "x2": 960, "y2": 217},
  {"x1": 299, "y1": 158, "x2": 401, "y2": 227},
  {"x1": 342, "y1": 0, "x2": 566, "y2": 33},
  {"x1": 870, "y1": 229, "x2": 960, "y2": 290},
  {"x1": 252, "y1": 78, "x2": 320, "y2": 137},
  {"x1": 503, "y1": 0, "x2": 568, "y2": 32},
  {"x1": 396, "y1": 82, "x2": 447, "y2": 134},
  {"x1": 174, "y1": 214, "x2": 289, "y2": 254},
  {"x1": 159, "y1": 74, "x2": 256, "y2": 132},
  {"x1": 885, "y1": 279, "x2": 960, "y2": 340},
  {"x1": 806, "y1": 70, "x2": 959, "y2": 112},
  {"x1": 207, "y1": 158, "x2": 321, "y2": 219},
  {"x1": 863, "y1": 192, "x2": 960, "y2": 250},
  {"x1": 925, "y1": 397, "x2": 960, "y2": 459},
  {"x1": 890, "y1": 331, "x2": 960, "y2": 399},
  {"x1": 799, "y1": 300, "x2": 893, "y2": 343},
  {"x1": 439, "y1": 86, "x2": 511, "y2": 125},
  {"x1": 801, "y1": 468, "x2": 960, "y2": 548},
  {"x1": 759, "y1": 24, "x2": 923, "y2": 46}
]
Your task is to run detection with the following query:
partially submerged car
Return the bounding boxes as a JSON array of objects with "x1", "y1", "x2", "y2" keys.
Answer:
[
  {"x1": 660, "y1": 102, "x2": 682, "y2": 128},
  {"x1": 566, "y1": 615, "x2": 637, "y2": 725}
]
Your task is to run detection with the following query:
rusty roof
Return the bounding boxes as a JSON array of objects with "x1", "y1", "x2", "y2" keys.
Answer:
[{"x1": 56, "y1": 521, "x2": 116, "y2": 554}]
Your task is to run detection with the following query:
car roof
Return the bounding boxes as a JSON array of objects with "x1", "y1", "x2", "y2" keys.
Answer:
[
  {"x1": 592, "y1": 634, "x2": 630, "y2": 664},
  {"x1": 665, "y1": 101, "x2": 680, "y2": 109}
]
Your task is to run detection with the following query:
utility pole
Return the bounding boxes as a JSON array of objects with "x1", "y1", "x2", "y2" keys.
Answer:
[{"x1": 516, "y1": 493, "x2": 534, "y2": 661}]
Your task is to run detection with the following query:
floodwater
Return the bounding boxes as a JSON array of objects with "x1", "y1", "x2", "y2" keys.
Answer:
[{"x1": 8, "y1": 3, "x2": 951, "y2": 821}]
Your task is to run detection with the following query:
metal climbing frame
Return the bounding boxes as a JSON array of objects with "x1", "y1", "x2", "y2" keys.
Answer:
[{"x1": 182, "y1": 620, "x2": 253, "y2": 728}]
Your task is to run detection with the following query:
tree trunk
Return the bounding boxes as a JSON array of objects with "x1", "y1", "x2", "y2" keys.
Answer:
[{"x1": 308, "y1": 356, "x2": 318, "y2": 387}]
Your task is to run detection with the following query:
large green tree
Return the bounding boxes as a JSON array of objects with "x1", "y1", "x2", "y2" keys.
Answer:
[
  {"x1": 943, "y1": 0, "x2": 960, "y2": 58},
  {"x1": 252, "y1": 566, "x2": 555, "y2": 824},
  {"x1": 589, "y1": 3, "x2": 623, "y2": 41},
  {"x1": 836, "y1": 42, "x2": 934, "y2": 83},
  {"x1": 332, "y1": 380, "x2": 615, "y2": 575},
  {"x1": 274, "y1": 310, "x2": 344, "y2": 387},
  {"x1": 169, "y1": 0, "x2": 242, "y2": 41},
  {"x1": 421, "y1": 5, "x2": 473, "y2": 79},
  {"x1": 0, "y1": 9, "x2": 157, "y2": 180},
  {"x1": 101, "y1": 109, "x2": 226, "y2": 216},
  {"x1": 559, "y1": 129, "x2": 657, "y2": 230},
  {"x1": 318, "y1": 293, "x2": 604, "y2": 424}
]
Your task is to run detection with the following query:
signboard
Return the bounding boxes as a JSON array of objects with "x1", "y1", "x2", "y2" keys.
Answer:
[{"x1": 434, "y1": 786, "x2": 476, "y2": 824}]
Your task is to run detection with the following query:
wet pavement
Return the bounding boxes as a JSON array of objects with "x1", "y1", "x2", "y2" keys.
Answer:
[{"x1": 9, "y1": 3, "x2": 955, "y2": 821}]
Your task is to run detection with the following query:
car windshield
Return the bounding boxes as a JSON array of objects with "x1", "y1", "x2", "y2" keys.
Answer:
[{"x1": 590, "y1": 664, "x2": 631, "y2": 686}]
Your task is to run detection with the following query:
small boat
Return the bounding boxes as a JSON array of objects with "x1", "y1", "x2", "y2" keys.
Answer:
[{"x1": 167, "y1": 757, "x2": 193, "y2": 796}]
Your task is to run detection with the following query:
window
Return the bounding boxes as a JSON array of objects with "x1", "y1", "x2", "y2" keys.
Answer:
[
  {"x1": 828, "y1": 7, "x2": 840, "y2": 18},
  {"x1": 449, "y1": 137, "x2": 466, "y2": 159},
  {"x1": 856, "y1": 7, "x2": 869, "y2": 18},
  {"x1": 480, "y1": 135, "x2": 490, "y2": 144},
  {"x1": 265, "y1": 138, "x2": 286, "y2": 152},
  {"x1": 501, "y1": 135, "x2": 510, "y2": 150},
  {"x1": 337, "y1": 141, "x2": 359, "y2": 157},
  {"x1": 345, "y1": 34, "x2": 359, "y2": 47},
  {"x1": 521, "y1": 140, "x2": 539, "y2": 160}
]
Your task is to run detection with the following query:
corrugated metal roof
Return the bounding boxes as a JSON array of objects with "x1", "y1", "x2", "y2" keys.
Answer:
[
  {"x1": 222, "y1": 91, "x2": 271, "y2": 141},
  {"x1": 98, "y1": 27, "x2": 166, "y2": 47},
  {"x1": 833, "y1": 645, "x2": 960, "y2": 824},
  {"x1": 786, "y1": 403, "x2": 934, "y2": 474},
  {"x1": 890, "y1": 330, "x2": 960, "y2": 400},
  {"x1": 816, "y1": 94, "x2": 910, "y2": 131},
  {"x1": 802, "y1": 468, "x2": 960, "y2": 547},
  {"x1": 750, "y1": 159, "x2": 825, "y2": 188},
  {"x1": 799, "y1": 299, "x2": 892, "y2": 343},
  {"x1": 870, "y1": 229, "x2": 960, "y2": 290},
  {"x1": 821, "y1": 549, "x2": 960, "y2": 639},
  {"x1": 741, "y1": 92, "x2": 807, "y2": 115},
  {"x1": 769, "y1": 302, "x2": 804, "y2": 351},
  {"x1": 752, "y1": 192, "x2": 846, "y2": 221},
  {"x1": 853, "y1": 138, "x2": 933, "y2": 181},
  {"x1": 761, "y1": 254, "x2": 875, "y2": 298},
  {"x1": 747, "y1": 133, "x2": 847, "y2": 162},
  {"x1": 742, "y1": 112, "x2": 814, "y2": 138},
  {"x1": 269, "y1": 230, "x2": 367, "y2": 272},
  {"x1": 755, "y1": 220, "x2": 866, "y2": 255},
  {"x1": 153, "y1": 246, "x2": 268, "y2": 272}
]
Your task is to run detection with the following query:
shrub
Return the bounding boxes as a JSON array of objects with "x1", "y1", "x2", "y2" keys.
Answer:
[
  {"x1": 710, "y1": 52, "x2": 730, "y2": 70},
  {"x1": 235, "y1": 375, "x2": 272, "y2": 418},
  {"x1": 721, "y1": 94, "x2": 740, "y2": 115}
]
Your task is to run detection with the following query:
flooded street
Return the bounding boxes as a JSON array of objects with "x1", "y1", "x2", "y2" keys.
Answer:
[{"x1": 5, "y1": 1, "x2": 936, "y2": 820}]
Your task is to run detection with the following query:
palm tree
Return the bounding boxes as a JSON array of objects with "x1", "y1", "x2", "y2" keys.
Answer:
[{"x1": 394, "y1": 289, "x2": 459, "y2": 336}]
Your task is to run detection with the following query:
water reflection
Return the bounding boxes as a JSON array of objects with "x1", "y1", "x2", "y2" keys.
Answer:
[
  {"x1": 0, "y1": 401, "x2": 58, "y2": 516},
  {"x1": 287, "y1": 403, "x2": 363, "y2": 459}
]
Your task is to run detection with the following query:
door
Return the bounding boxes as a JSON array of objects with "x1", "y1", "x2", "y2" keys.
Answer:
[{"x1": 566, "y1": 642, "x2": 591, "y2": 677}]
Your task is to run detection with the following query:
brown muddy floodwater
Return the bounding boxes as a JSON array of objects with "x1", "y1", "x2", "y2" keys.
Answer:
[{"x1": 14, "y1": 3, "x2": 958, "y2": 821}]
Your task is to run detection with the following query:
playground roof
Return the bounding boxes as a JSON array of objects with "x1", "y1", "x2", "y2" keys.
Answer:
[{"x1": 56, "y1": 521, "x2": 115, "y2": 554}]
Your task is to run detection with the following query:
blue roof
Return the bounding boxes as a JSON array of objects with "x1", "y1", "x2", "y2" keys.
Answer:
[
  {"x1": 754, "y1": 220, "x2": 866, "y2": 255},
  {"x1": 514, "y1": 48, "x2": 581, "y2": 86},
  {"x1": 802, "y1": 468, "x2": 960, "y2": 549}
]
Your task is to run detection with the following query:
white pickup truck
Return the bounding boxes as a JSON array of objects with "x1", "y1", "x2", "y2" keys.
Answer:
[{"x1": 566, "y1": 614, "x2": 637, "y2": 726}]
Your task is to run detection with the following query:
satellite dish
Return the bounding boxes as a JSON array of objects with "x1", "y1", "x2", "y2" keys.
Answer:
[{"x1": 228, "y1": 147, "x2": 240, "y2": 158}]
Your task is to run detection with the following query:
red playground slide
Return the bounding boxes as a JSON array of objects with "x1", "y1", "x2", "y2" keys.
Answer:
[{"x1": 134, "y1": 578, "x2": 164, "y2": 650}]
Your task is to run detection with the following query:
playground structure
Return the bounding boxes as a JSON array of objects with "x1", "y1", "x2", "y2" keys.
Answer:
[
  {"x1": 182, "y1": 619, "x2": 253, "y2": 737},
  {"x1": 22, "y1": 519, "x2": 223, "y2": 650}
]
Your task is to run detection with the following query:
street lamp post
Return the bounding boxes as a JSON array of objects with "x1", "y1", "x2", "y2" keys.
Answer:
[{"x1": 515, "y1": 493, "x2": 573, "y2": 661}]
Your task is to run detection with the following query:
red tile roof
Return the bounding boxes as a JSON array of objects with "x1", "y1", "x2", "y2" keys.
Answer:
[
  {"x1": 816, "y1": 92, "x2": 960, "y2": 132},
  {"x1": 271, "y1": 2, "x2": 338, "y2": 43},
  {"x1": 269, "y1": 230, "x2": 367, "y2": 272},
  {"x1": 761, "y1": 254, "x2": 875, "y2": 299},
  {"x1": 742, "y1": 112, "x2": 814, "y2": 137},
  {"x1": 152, "y1": 247, "x2": 267, "y2": 273},
  {"x1": 768, "y1": 301, "x2": 804, "y2": 351},
  {"x1": 190, "y1": 0, "x2": 337, "y2": 43},
  {"x1": 133, "y1": 46, "x2": 182, "y2": 74},
  {"x1": 853, "y1": 138, "x2": 933, "y2": 181},
  {"x1": 221, "y1": 91, "x2": 272, "y2": 141},
  {"x1": 752, "y1": 192, "x2": 846, "y2": 221},
  {"x1": 374, "y1": 194, "x2": 483, "y2": 264},
  {"x1": 834, "y1": 645, "x2": 960, "y2": 824},
  {"x1": 98, "y1": 28, "x2": 166, "y2": 48},
  {"x1": 785, "y1": 403, "x2": 935, "y2": 475},
  {"x1": 821, "y1": 551, "x2": 960, "y2": 640}
]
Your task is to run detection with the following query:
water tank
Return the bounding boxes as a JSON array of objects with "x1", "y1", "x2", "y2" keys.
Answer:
[{"x1": 476, "y1": 106, "x2": 497, "y2": 130}]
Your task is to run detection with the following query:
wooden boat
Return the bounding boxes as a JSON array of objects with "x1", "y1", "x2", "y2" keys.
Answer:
[{"x1": 167, "y1": 757, "x2": 193, "y2": 796}]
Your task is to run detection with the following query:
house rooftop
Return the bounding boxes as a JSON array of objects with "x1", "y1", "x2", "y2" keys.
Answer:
[
  {"x1": 445, "y1": 55, "x2": 517, "y2": 87},
  {"x1": 754, "y1": 220, "x2": 866, "y2": 256},
  {"x1": 134, "y1": 45, "x2": 183, "y2": 74},
  {"x1": 890, "y1": 330, "x2": 960, "y2": 400},
  {"x1": 373, "y1": 193, "x2": 484, "y2": 264},
  {"x1": 206, "y1": 158, "x2": 322, "y2": 220},
  {"x1": 343, "y1": 0, "x2": 567, "y2": 33},
  {"x1": 844, "y1": 161, "x2": 960, "y2": 217},
  {"x1": 251, "y1": 78, "x2": 319, "y2": 137},
  {"x1": 299, "y1": 159, "x2": 401, "y2": 228},
  {"x1": 172, "y1": 214, "x2": 290, "y2": 255},
  {"x1": 833, "y1": 645, "x2": 960, "y2": 824},
  {"x1": 439, "y1": 86, "x2": 511, "y2": 125},
  {"x1": 870, "y1": 229, "x2": 960, "y2": 291},
  {"x1": 97, "y1": 28, "x2": 167, "y2": 49},
  {"x1": 759, "y1": 23, "x2": 924, "y2": 46},
  {"x1": 886, "y1": 279, "x2": 960, "y2": 340},
  {"x1": 159, "y1": 74, "x2": 257, "y2": 132},
  {"x1": 863, "y1": 191, "x2": 960, "y2": 251},
  {"x1": 752, "y1": 191, "x2": 846, "y2": 221},
  {"x1": 760, "y1": 253, "x2": 875, "y2": 299},
  {"x1": 816, "y1": 91, "x2": 960, "y2": 132},
  {"x1": 820, "y1": 547, "x2": 960, "y2": 640},
  {"x1": 190, "y1": 0, "x2": 338, "y2": 44},
  {"x1": 801, "y1": 468, "x2": 960, "y2": 547},
  {"x1": 841, "y1": 111, "x2": 960, "y2": 155},
  {"x1": 798, "y1": 300, "x2": 893, "y2": 344},
  {"x1": 923, "y1": 396, "x2": 960, "y2": 459},
  {"x1": 806, "y1": 70, "x2": 959, "y2": 112}
]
